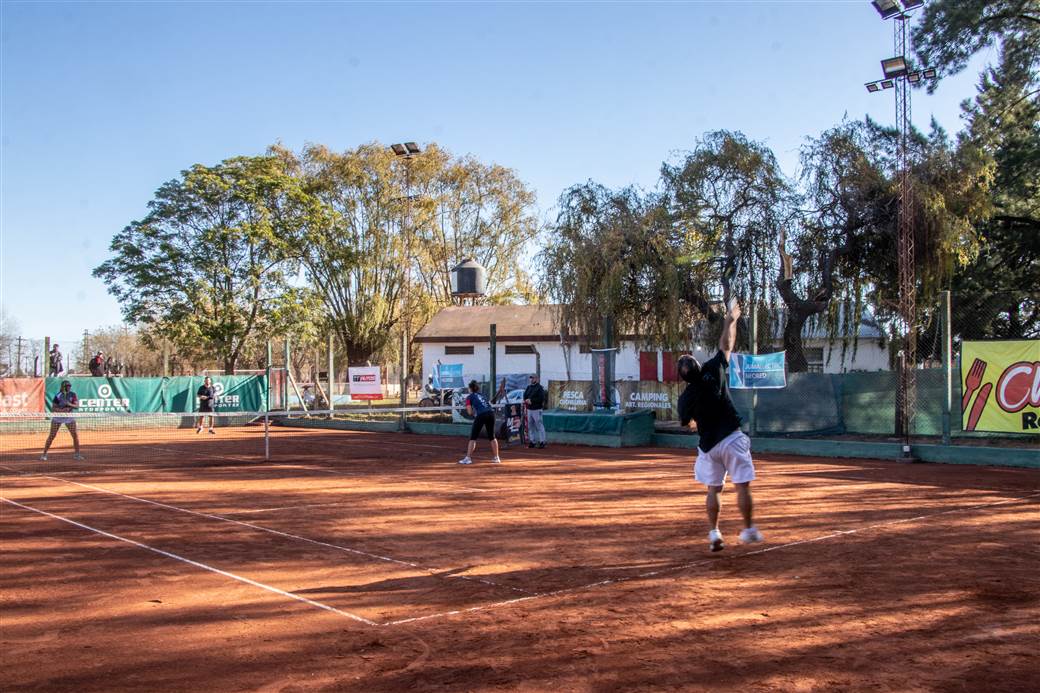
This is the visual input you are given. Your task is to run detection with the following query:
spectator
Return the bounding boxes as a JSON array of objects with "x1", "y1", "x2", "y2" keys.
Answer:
[
  {"x1": 88, "y1": 351, "x2": 105, "y2": 377},
  {"x1": 104, "y1": 355, "x2": 115, "y2": 376},
  {"x1": 302, "y1": 385, "x2": 317, "y2": 409},
  {"x1": 523, "y1": 373, "x2": 548, "y2": 449},
  {"x1": 48, "y1": 344, "x2": 63, "y2": 376}
]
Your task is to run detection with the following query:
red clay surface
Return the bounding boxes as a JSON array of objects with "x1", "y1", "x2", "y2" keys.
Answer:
[{"x1": 2, "y1": 426, "x2": 1038, "y2": 692}]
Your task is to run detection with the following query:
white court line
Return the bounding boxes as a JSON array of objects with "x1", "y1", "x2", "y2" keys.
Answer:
[
  {"x1": 0, "y1": 496, "x2": 377, "y2": 626},
  {"x1": 381, "y1": 490, "x2": 1040, "y2": 626},
  {"x1": 26, "y1": 475, "x2": 532, "y2": 597}
]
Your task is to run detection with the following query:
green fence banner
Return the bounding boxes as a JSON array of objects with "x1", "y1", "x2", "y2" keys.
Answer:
[
  {"x1": 164, "y1": 375, "x2": 267, "y2": 413},
  {"x1": 44, "y1": 377, "x2": 165, "y2": 413}
]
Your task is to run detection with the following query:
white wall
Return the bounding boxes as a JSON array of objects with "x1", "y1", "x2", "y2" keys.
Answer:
[
  {"x1": 421, "y1": 340, "x2": 642, "y2": 384},
  {"x1": 819, "y1": 339, "x2": 889, "y2": 373}
]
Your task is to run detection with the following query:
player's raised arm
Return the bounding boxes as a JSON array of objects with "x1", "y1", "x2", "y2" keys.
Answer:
[{"x1": 718, "y1": 298, "x2": 741, "y2": 360}]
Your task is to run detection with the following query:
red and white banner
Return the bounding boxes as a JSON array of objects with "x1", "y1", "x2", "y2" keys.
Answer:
[
  {"x1": 347, "y1": 367, "x2": 383, "y2": 401},
  {"x1": 0, "y1": 378, "x2": 46, "y2": 412}
]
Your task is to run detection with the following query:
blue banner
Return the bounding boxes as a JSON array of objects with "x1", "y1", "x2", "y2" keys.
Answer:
[
  {"x1": 729, "y1": 352, "x2": 787, "y2": 389},
  {"x1": 434, "y1": 364, "x2": 465, "y2": 389}
]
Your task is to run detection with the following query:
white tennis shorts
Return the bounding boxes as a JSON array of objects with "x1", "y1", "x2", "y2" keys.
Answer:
[{"x1": 694, "y1": 430, "x2": 755, "y2": 487}]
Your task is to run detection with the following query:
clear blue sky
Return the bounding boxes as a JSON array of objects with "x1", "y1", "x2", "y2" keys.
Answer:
[{"x1": 1, "y1": 0, "x2": 993, "y2": 349}]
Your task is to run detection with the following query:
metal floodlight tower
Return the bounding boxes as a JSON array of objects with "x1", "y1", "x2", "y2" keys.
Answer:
[
  {"x1": 864, "y1": 0, "x2": 934, "y2": 447},
  {"x1": 390, "y1": 141, "x2": 423, "y2": 418}
]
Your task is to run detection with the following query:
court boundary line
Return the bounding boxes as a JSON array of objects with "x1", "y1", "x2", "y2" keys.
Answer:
[
  {"x1": 3, "y1": 476, "x2": 1037, "y2": 629},
  {"x1": 381, "y1": 490, "x2": 1040, "y2": 626},
  {"x1": 0, "y1": 496, "x2": 377, "y2": 626},
  {"x1": 22, "y1": 475, "x2": 534, "y2": 597}
]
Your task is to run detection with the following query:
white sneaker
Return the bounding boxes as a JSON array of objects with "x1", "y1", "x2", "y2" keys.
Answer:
[
  {"x1": 73, "y1": 453, "x2": 85, "y2": 461},
  {"x1": 39, "y1": 454, "x2": 48, "y2": 461},
  {"x1": 708, "y1": 529, "x2": 725, "y2": 552},
  {"x1": 491, "y1": 457, "x2": 502, "y2": 464},
  {"x1": 196, "y1": 427, "x2": 202, "y2": 434},
  {"x1": 458, "y1": 457, "x2": 473, "y2": 465},
  {"x1": 739, "y1": 527, "x2": 764, "y2": 544}
]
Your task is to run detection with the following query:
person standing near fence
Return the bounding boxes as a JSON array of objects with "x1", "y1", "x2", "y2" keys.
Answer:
[
  {"x1": 677, "y1": 298, "x2": 763, "y2": 553},
  {"x1": 89, "y1": 351, "x2": 105, "y2": 377},
  {"x1": 195, "y1": 376, "x2": 216, "y2": 434},
  {"x1": 48, "y1": 344, "x2": 63, "y2": 376},
  {"x1": 41, "y1": 380, "x2": 83, "y2": 461},
  {"x1": 459, "y1": 380, "x2": 501, "y2": 465},
  {"x1": 524, "y1": 373, "x2": 547, "y2": 448}
]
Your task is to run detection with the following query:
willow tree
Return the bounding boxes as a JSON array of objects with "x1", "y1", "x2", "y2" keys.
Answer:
[
  {"x1": 93, "y1": 156, "x2": 304, "y2": 374},
  {"x1": 540, "y1": 183, "x2": 703, "y2": 350}
]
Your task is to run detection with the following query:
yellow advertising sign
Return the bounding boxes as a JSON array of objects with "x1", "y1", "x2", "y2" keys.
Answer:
[{"x1": 960, "y1": 340, "x2": 1040, "y2": 435}]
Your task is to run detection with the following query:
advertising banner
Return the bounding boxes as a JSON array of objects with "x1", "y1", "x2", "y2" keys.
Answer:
[
  {"x1": 45, "y1": 377, "x2": 164, "y2": 413},
  {"x1": 549, "y1": 380, "x2": 594, "y2": 412},
  {"x1": 434, "y1": 364, "x2": 465, "y2": 389},
  {"x1": 961, "y1": 340, "x2": 1040, "y2": 434},
  {"x1": 348, "y1": 366, "x2": 383, "y2": 401},
  {"x1": 0, "y1": 378, "x2": 45, "y2": 413},
  {"x1": 163, "y1": 376, "x2": 267, "y2": 413},
  {"x1": 729, "y1": 352, "x2": 787, "y2": 389},
  {"x1": 618, "y1": 381, "x2": 679, "y2": 420}
]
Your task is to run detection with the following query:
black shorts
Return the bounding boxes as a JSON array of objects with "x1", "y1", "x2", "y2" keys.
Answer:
[
  {"x1": 470, "y1": 412, "x2": 495, "y2": 441},
  {"x1": 198, "y1": 406, "x2": 213, "y2": 414}
]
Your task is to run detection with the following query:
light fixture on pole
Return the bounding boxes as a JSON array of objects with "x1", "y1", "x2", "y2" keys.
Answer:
[
  {"x1": 862, "y1": 0, "x2": 934, "y2": 450},
  {"x1": 390, "y1": 141, "x2": 422, "y2": 421}
]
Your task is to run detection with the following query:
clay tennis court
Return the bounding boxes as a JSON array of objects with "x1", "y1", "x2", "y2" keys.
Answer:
[{"x1": 2, "y1": 425, "x2": 1038, "y2": 692}]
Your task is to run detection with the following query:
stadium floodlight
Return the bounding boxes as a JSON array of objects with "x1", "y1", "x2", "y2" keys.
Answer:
[
  {"x1": 866, "y1": 82, "x2": 881, "y2": 93},
  {"x1": 881, "y1": 56, "x2": 909, "y2": 78},
  {"x1": 405, "y1": 142, "x2": 421, "y2": 155},
  {"x1": 390, "y1": 143, "x2": 408, "y2": 156},
  {"x1": 922, "y1": 68, "x2": 936, "y2": 79},
  {"x1": 871, "y1": 0, "x2": 903, "y2": 19},
  {"x1": 901, "y1": 0, "x2": 924, "y2": 10},
  {"x1": 907, "y1": 71, "x2": 921, "y2": 84},
  {"x1": 881, "y1": 79, "x2": 895, "y2": 89}
]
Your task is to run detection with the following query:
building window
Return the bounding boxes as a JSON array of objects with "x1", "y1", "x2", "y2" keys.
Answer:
[
  {"x1": 805, "y1": 347, "x2": 824, "y2": 373},
  {"x1": 445, "y1": 345, "x2": 474, "y2": 355},
  {"x1": 505, "y1": 345, "x2": 535, "y2": 355}
]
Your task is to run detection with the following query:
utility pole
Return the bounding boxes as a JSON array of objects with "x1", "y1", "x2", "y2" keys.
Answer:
[
  {"x1": 15, "y1": 336, "x2": 25, "y2": 376},
  {"x1": 82, "y1": 330, "x2": 90, "y2": 373}
]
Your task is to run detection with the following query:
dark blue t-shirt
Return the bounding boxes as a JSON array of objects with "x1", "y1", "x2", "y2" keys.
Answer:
[{"x1": 467, "y1": 392, "x2": 492, "y2": 416}]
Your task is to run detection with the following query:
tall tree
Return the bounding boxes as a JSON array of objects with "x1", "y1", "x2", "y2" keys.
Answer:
[
  {"x1": 277, "y1": 142, "x2": 540, "y2": 366},
  {"x1": 94, "y1": 156, "x2": 304, "y2": 373},
  {"x1": 540, "y1": 183, "x2": 697, "y2": 349}
]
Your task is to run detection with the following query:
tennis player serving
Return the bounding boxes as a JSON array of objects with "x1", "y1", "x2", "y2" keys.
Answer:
[
  {"x1": 677, "y1": 298, "x2": 763, "y2": 552},
  {"x1": 41, "y1": 380, "x2": 84, "y2": 461}
]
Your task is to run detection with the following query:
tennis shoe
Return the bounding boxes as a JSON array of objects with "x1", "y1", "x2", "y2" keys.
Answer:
[
  {"x1": 708, "y1": 529, "x2": 725, "y2": 552},
  {"x1": 208, "y1": 429, "x2": 215, "y2": 434},
  {"x1": 39, "y1": 454, "x2": 48, "y2": 461},
  {"x1": 538, "y1": 442, "x2": 546, "y2": 448},
  {"x1": 739, "y1": 527, "x2": 764, "y2": 544},
  {"x1": 196, "y1": 427, "x2": 202, "y2": 434},
  {"x1": 73, "y1": 453, "x2": 85, "y2": 461},
  {"x1": 458, "y1": 456, "x2": 473, "y2": 465},
  {"x1": 491, "y1": 457, "x2": 502, "y2": 464}
]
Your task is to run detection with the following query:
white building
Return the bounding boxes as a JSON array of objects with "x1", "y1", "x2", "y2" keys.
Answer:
[{"x1": 415, "y1": 305, "x2": 889, "y2": 385}]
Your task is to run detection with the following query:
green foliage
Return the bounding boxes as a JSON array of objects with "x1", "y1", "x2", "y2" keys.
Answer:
[
  {"x1": 540, "y1": 183, "x2": 694, "y2": 349},
  {"x1": 93, "y1": 156, "x2": 304, "y2": 373}
]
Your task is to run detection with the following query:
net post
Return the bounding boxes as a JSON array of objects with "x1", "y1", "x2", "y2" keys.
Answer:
[
  {"x1": 264, "y1": 412, "x2": 270, "y2": 461},
  {"x1": 328, "y1": 333, "x2": 335, "y2": 415}
]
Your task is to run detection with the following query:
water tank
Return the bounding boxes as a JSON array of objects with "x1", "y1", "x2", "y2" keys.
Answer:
[{"x1": 449, "y1": 258, "x2": 487, "y2": 298}]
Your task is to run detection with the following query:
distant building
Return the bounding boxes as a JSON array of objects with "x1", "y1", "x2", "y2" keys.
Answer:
[{"x1": 414, "y1": 305, "x2": 889, "y2": 384}]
